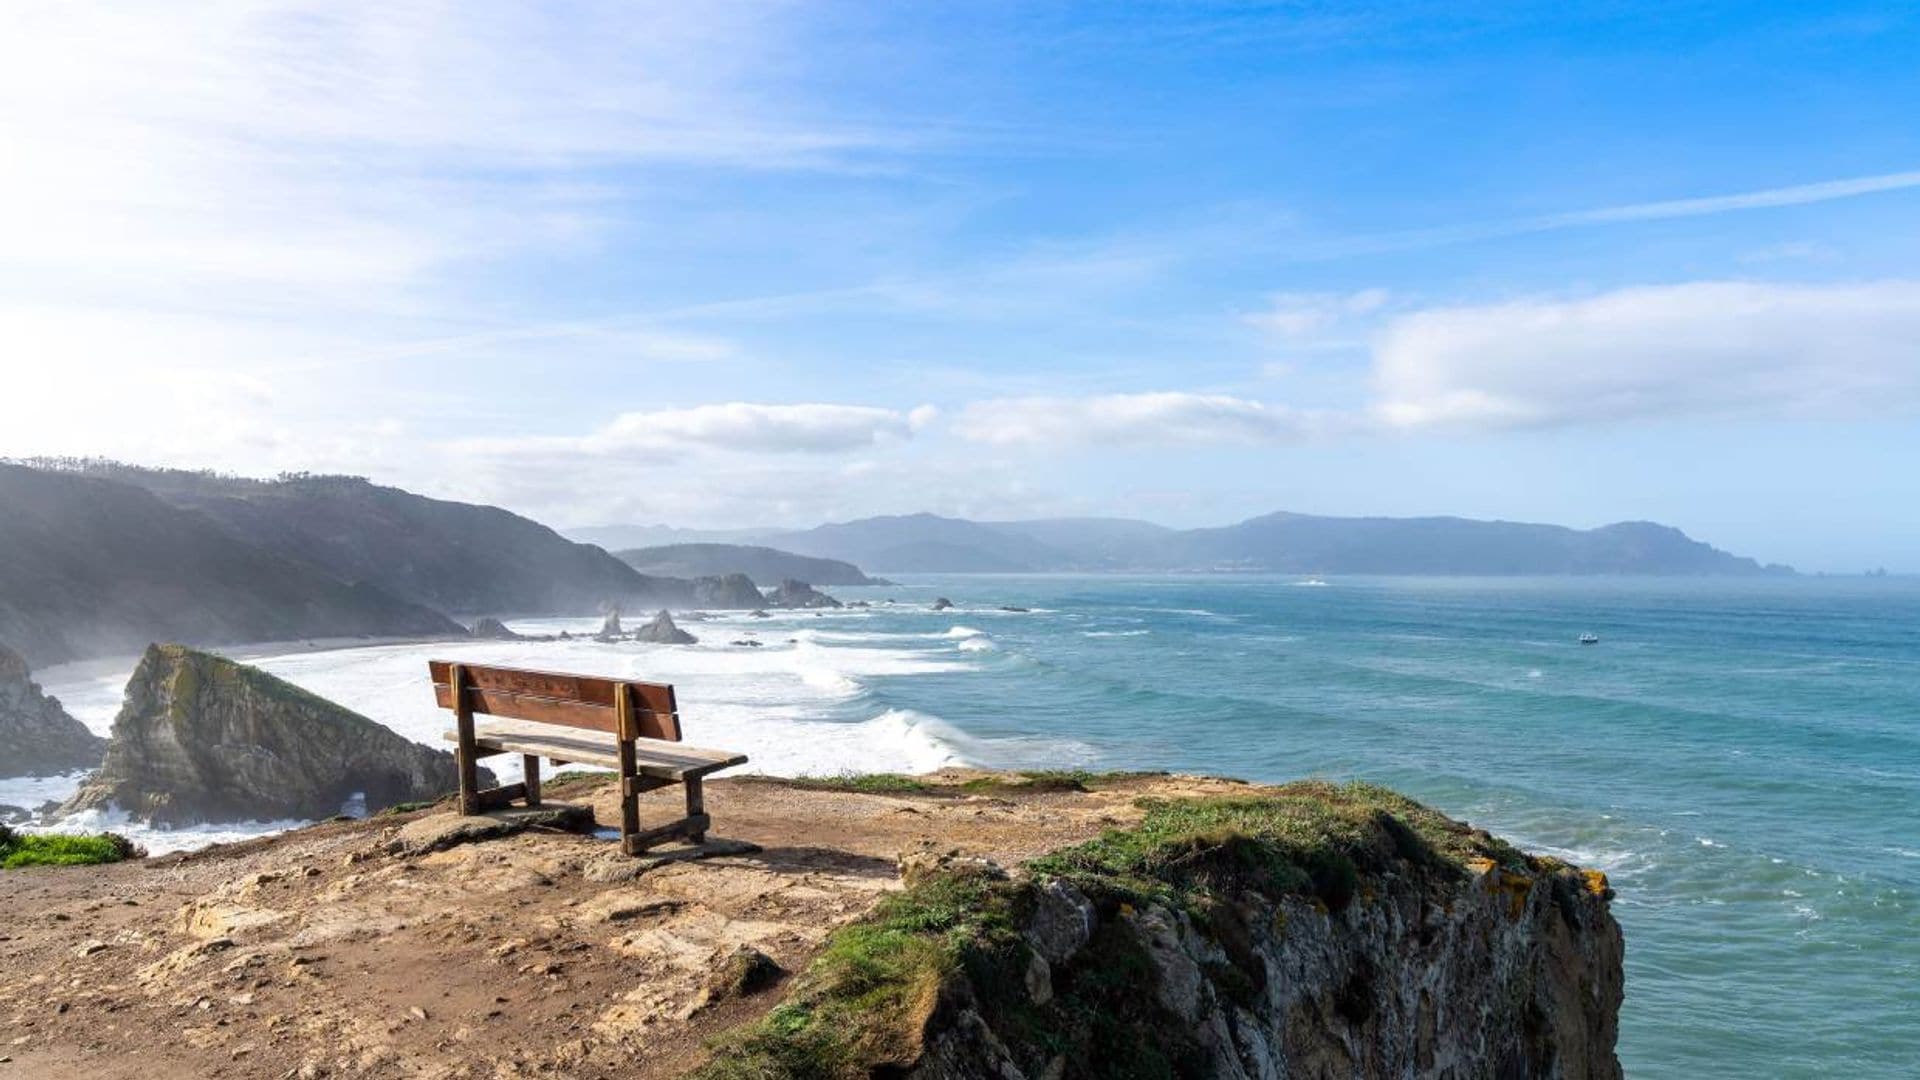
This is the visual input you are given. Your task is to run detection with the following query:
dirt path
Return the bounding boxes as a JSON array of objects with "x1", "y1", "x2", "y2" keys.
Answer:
[{"x1": 0, "y1": 771, "x2": 1241, "y2": 1079}]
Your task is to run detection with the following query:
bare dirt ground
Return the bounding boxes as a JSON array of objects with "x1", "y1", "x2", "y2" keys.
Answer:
[{"x1": 0, "y1": 770, "x2": 1244, "y2": 1079}]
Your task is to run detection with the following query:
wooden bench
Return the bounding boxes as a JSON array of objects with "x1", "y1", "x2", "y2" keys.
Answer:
[{"x1": 428, "y1": 660, "x2": 747, "y2": 855}]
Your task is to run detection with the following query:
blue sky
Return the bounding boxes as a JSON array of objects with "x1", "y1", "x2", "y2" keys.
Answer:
[{"x1": 2, "y1": 2, "x2": 1917, "y2": 570}]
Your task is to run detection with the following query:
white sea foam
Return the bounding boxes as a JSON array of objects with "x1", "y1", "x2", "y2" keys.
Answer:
[
  {"x1": 942, "y1": 626, "x2": 986, "y2": 638},
  {"x1": 0, "y1": 769, "x2": 93, "y2": 817},
  {"x1": 1082, "y1": 629, "x2": 1150, "y2": 638},
  {"x1": 957, "y1": 637, "x2": 997, "y2": 652},
  {"x1": 39, "y1": 803, "x2": 308, "y2": 855},
  {"x1": 23, "y1": 619, "x2": 1009, "y2": 853}
]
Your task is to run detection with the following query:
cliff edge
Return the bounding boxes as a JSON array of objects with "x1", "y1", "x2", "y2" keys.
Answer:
[{"x1": 1, "y1": 770, "x2": 1620, "y2": 1079}]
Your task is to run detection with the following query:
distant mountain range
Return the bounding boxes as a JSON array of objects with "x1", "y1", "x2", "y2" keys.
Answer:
[
  {"x1": 0, "y1": 463, "x2": 462, "y2": 667},
  {"x1": 750, "y1": 511, "x2": 1790, "y2": 576},
  {"x1": 614, "y1": 544, "x2": 889, "y2": 587},
  {"x1": 0, "y1": 459, "x2": 1791, "y2": 666},
  {"x1": 0, "y1": 462, "x2": 796, "y2": 666}
]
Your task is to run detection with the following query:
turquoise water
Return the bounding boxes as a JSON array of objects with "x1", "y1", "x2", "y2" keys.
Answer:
[
  {"x1": 23, "y1": 574, "x2": 1915, "y2": 1073},
  {"x1": 822, "y1": 575, "x2": 1920, "y2": 1078}
]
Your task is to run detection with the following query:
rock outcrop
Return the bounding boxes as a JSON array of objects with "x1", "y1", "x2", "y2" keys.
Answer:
[
  {"x1": 61, "y1": 644, "x2": 486, "y2": 826},
  {"x1": 931, "y1": 597, "x2": 954, "y2": 611},
  {"x1": 0, "y1": 643, "x2": 106, "y2": 777},
  {"x1": 763, "y1": 579, "x2": 842, "y2": 609},
  {"x1": 690, "y1": 573, "x2": 766, "y2": 609},
  {"x1": 703, "y1": 780, "x2": 1624, "y2": 1080},
  {"x1": 631, "y1": 610, "x2": 698, "y2": 645},
  {"x1": 597, "y1": 608, "x2": 623, "y2": 640},
  {"x1": 468, "y1": 617, "x2": 526, "y2": 641}
]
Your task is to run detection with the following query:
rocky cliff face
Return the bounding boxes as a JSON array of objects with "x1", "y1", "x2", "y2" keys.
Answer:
[
  {"x1": 61, "y1": 644, "x2": 483, "y2": 826},
  {"x1": 0, "y1": 643, "x2": 106, "y2": 777},
  {"x1": 704, "y1": 781, "x2": 1623, "y2": 1080}
]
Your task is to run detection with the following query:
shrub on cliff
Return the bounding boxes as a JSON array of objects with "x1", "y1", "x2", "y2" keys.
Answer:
[{"x1": 0, "y1": 824, "x2": 144, "y2": 868}]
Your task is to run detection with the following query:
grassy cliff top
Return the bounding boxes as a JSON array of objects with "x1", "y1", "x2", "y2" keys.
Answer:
[{"x1": 696, "y1": 777, "x2": 1543, "y2": 1079}]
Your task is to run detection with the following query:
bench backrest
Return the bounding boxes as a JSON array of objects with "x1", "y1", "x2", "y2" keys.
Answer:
[{"x1": 427, "y1": 660, "x2": 681, "y2": 742}]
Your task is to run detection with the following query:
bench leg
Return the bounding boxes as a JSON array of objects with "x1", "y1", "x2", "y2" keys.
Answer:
[
  {"x1": 522, "y1": 755, "x2": 542, "y2": 807},
  {"x1": 617, "y1": 737, "x2": 642, "y2": 856},
  {"x1": 455, "y1": 720, "x2": 480, "y2": 817},
  {"x1": 684, "y1": 777, "x2": 706, "y2": 844}
]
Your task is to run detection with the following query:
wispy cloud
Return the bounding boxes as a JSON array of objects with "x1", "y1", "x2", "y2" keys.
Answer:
[
  {"x1": 0, "y1": 1, "x2": 911, "y2": 302},
  {"x1": 458, "y1": 402, "x2": 938, "y2": 460},
  {"x1": 954, "y1": 392, "x2": 1320, "y2": 447},
  {"x1": 1283, "y1": 169, "x2": 1920, "y2": 262},
  {"x1": 1371, "y1": 280, "x2": 1920, "y2": 429}
]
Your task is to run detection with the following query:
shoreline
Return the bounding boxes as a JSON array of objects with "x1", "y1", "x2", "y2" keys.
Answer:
[{"x1": 32, "y1": 631, "x2": 479, "y2": 690}]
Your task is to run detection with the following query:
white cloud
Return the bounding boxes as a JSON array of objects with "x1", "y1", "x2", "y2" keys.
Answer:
[
  {"x1": 457, "y1": 402, "x2": 932, "y2": 460},
  {"x1": 1245, "y1": 288, "x2": 1389, "y2": 339},
  {"x1": 592, "y1": 403, "x2": 932, "y2": 454},
  {"x1": 954, "y1": 392, "x2": 1314, "y2": 446},
  {"x1": 1371, "y1": 280, "x2": 1920, "y2": 429}
]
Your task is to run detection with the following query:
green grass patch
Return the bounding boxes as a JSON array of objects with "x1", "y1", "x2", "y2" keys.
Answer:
[
  {"x1": 0, "y1": 825, "x2": 144, "y2": 868},
  {"x1": 959, "y1": 768, "x2": 1171, "y2": 795},
  {"x1": 1028, "y1": 780, "x2": 1525, "y2": 912},
  {"x1": 695, "y1": 867, "x2": 1021, "y2": 1079},
  {"x1": 781, "y1": 773, "x2": 937, "y2": 796}
]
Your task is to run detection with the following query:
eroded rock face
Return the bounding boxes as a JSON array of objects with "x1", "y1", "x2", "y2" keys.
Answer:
[
  {"x1": 632, "y1": 610, "x2": 698, "y2": 645},
  {"x1": 61, "y1": 644, "x2": 484, "y2": 826},
  {"x1": 763, "y1": 579, "x2": 842, "y2": 609},
  {"x1": 911, "y1": 861, "x2": 1624, "y2": 1080},
  {"x1": 0, "y1": 643, "x2": 105, "y2": 777}
]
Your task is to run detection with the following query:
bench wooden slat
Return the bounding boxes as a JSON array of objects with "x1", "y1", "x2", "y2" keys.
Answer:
[
  {"x1": 428, "y1": 660, "x2": 677, "y2": 729},
  {"x1": 434, "y1": 682, "x2": 634, "y2": 737},
  {"x1": 443, "y1": 720, "x2": 746, "y2": 780}
]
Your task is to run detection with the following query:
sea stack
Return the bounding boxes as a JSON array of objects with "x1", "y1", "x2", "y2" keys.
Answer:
[
  {"x1": 598, "y1": 607, "x2": 624, "y2": 640},
  {"x1": 631, "y1": 610, "x2": 698, "y2": 644},
  {"x1": 60, "y1": 644, "x2": 483, "y2": 826},
  {"x1": 469, "y1": 617, "x2": 526, "y2": 641},
  {"x1": 691, "y1": 573, "x2": 765, "y2": 609},
  {"x1": 0, "y1": 643, "x2": 105, "y2": 777},
  {"x1": 763, "y1": 579, "x2": 842, "y2": 609}
]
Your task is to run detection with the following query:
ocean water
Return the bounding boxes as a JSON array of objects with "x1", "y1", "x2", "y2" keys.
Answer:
[{"x1": 14, "y1": 575, "x2": 1919, "y2": 1077}]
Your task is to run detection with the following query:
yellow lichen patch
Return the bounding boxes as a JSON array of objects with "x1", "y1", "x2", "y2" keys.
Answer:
[
  {"x1": 1465, "y1": 856, "x2": 1497, "y2": 875},
  {"x1": 1582, "y1": 869, "x2": 1612, "y2": 897},
  {"x1": 1490, "y1": 870, "x2": 1534, "y2": 918}
]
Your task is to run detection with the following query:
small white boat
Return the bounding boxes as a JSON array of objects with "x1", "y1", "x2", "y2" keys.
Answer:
[{"x1": 1579, "y1": 633, "x2": 1600, "y2": 645}]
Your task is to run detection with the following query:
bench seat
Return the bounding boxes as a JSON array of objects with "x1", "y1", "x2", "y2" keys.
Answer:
[{"x1": 443, "y1": 719, "x2": 747, "y2": 780}]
